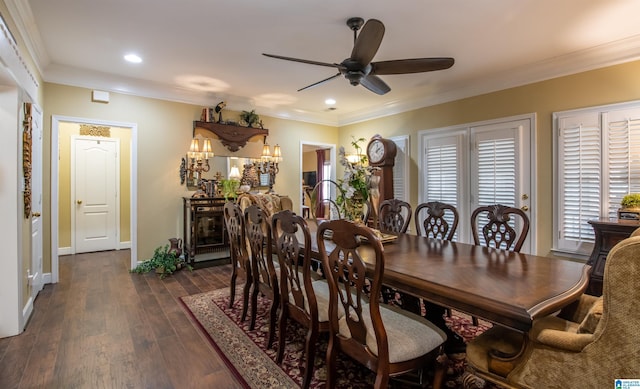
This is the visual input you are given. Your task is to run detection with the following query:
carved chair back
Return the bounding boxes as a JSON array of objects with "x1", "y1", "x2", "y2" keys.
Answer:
[
  {"x1": 378, "y1": 198, "x2": 412, "y2": 233},
  {"x1": 471, "y1": 204, "x2": 530, "y2": 252},
  {"x1": 415, "y1": 201, "x2": 459, "y2": 240}
]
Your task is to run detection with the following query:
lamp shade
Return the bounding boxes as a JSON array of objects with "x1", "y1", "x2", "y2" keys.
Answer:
[
  {"x1": 201, "y1": 138, "x2": 213, "y2": 159},
  {"x1": 261, "y1": 143, "x2": 272, "y2": 160},
  {"x1": 188, "y1": 138, "x2": 200, "y2": 159},
  {"x1": 273, "y1": 144, "x2": 282, "y2": 162},
  {"x1": 229, "y1": 166, "x2": 241, "y2": 180}
]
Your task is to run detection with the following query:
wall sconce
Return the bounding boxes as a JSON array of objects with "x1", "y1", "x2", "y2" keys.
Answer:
[
  {"x1": 254, "y1": 142, "x2": 282, "y2": 192},
  {"x1": 179, "y1": 137, "x2": 213, "y2": 186}
]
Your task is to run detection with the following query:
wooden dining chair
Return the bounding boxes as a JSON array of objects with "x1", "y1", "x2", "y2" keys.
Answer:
[
  {"x1": 471, "y1": 204, "x2": 530, "y2": 252},
  {"x1": 271, "y1": 210, "x2": 330, "y2": 389},
  {"x1": 224, "y1": 201, "x2": 252, "y2": 322},
  {"x1": 414, "y1": 201, "x2": 459, "y2": 322},
  {"x1": 378, "y1": 198, "x2": 412, "y2": 233},
  {"x1": 415, "y1": 201, "x2": 459, "y2": 240},
  {"x1": 317, "y1": 219, "x2": 447, "y2": 389},
  {"x1": 244, "y1": 204, "x2": 279, "y2": 349}
]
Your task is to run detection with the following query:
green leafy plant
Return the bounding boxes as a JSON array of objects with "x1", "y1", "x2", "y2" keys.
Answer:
[
  {"x1": 239, "y1": 110, "x2": 260, "y2": 127},
  {"x1": 335, "y1": 137, "x2": 375, "y2": 221},
  {"x1": 131, "y1": 245, "x2": 192, "y2": 278},
  {"x1": 220, "y1": 179, "x2": 239, "y2": 200},
  {"x1": 621, "y1": 193, "x2": 640, "y2": 208}
]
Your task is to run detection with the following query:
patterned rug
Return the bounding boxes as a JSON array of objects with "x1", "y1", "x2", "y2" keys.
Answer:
[{"x1": 180, "y1": 287, "x2": 495, "y2": 388}]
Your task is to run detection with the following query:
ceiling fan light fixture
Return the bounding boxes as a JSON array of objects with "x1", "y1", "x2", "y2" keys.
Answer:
[{"x1": 263, "y1": 17, "x2": 454, "y2": 95}]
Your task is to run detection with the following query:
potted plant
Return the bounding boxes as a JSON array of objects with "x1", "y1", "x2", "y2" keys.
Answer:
[
  {"x1": 239, "y1": 110, "x2": 260, "y2": 127},
  {"x1": 131, "y1": 244, "x2": 192, "y2": 278},
  {"x1": 618, "y1": 193, "x2": 640, "y2": 220}
]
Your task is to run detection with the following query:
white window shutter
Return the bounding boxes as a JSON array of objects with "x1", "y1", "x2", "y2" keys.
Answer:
[
  {"x1": 391, "y1": 136, "x2": 409, "y2": 202},
  {"x1": 557, "y1": 116, "x2": 601, "y2": 249}
]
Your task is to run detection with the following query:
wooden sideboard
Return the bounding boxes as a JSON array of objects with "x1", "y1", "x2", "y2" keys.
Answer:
[
  {"x1": 587, "y1": 218, "x2": 640, "y2": 295},
  {"x1": 183, "y1": 197, "x2": 230, "y2": 264}
]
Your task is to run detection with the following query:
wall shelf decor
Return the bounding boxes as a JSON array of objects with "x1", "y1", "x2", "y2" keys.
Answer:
[{"x1": 193, "y1": 121, "x2": 268, "y2": 152}]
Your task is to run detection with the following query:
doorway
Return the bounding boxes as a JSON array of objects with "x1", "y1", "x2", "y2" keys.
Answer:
[
  {"x1": 51, "y1": 116, "x2": 138, "y2": 283},
  {"x1": 300, "y1": 141, "x2": 336, "y2": 217}
]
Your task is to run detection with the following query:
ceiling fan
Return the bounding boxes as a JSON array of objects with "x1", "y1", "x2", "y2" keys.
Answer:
[{"x1": 263, "y1": 17, "x2": 454, "y2": 95}]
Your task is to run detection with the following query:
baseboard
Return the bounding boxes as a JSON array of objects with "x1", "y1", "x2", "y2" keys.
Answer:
[
  {"x1": 58, "y1": 242, "x2": 130, "y2": 255},
  {"x1": 43, "y1": 273, "x2": 52, "y2": 284}
]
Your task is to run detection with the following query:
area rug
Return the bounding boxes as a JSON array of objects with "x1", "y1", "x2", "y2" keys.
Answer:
[{"x1": 180, "y1": 287, "x2": 494, "y2": 388}]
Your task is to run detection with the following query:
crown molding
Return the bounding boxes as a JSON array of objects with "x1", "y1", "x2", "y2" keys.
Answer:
[{"x1": 4, "y1": 0, "x2": 49, "y2": 76}]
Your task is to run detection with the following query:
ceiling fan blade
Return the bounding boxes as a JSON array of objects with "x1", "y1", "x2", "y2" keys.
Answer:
[
  {"x1": 350, "y1": 19, "x2": 385, "y2": 66},
  {"x1": 298, "y1": 73, "x2": 341, "y2": 92},
  {"x1": 263, "y1": 53, "x2": 344, "y2": 69},
  {"x1": 359, "y1": 74, "x2": 390, "y2": 95},
  {"x1": 371, "y1": 57, "x2": 454, "y2": 75}
]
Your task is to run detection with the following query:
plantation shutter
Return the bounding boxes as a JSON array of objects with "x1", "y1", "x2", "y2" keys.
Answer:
[
  {"x1": 605, "y1": 108, "x2": 640, "y2": 217},
  {"x1": 556, "y1": 113, "x2": 601, "y2": 251},
  {"x1": 555, "y1": 105, "x2": 640, "y2": 255},
  {"x1": 423, "y1": 134, "x2": 461, "y2": 239},
  {"x1": 476, "y1": 137, "x2": 516, "y2": 207},
  {"x1": 391, "y1": 136, "x2": 409, "y2": 203},
  {"x1": 471, "y1": 132, "x2": 517, "y2": 247},
  {"x1": 424, "y1": 135, "x2": 459, "y2": 206}
]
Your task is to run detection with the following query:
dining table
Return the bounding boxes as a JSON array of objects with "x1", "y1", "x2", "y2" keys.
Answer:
[{"x1": 306, "y1": 222, "x2": 591, "y2": 332}]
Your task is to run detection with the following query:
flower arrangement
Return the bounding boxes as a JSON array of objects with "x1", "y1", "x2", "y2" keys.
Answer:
[{"x1": 336, "y1": 137, "x2": 375, "y2": 222}]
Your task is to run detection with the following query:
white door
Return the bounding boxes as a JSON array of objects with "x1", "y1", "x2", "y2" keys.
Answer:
[
  {"x1": 30, "y1": 103, "x2": 44, "y2": 298},
  {"x1": 73, "y1": 137, "x2": 119, "y2": 253},
  {"x1": 470, "y1": 119, "x2": 532, "y2": 253}
]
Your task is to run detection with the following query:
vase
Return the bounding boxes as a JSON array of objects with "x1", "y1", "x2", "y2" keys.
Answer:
[
  {"x1": 345, "y1": 194, "x2": 365, "y2": 224},
  {"x1": 168, "y1": 238, "x2": 182, "y2": 258}
]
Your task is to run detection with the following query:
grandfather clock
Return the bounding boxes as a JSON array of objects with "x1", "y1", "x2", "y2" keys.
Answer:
[{"x1": 366, "y1": 134, "x2": 397, "y2": 210}]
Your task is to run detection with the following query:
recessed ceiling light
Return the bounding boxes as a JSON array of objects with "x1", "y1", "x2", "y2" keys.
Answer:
[
  {"x1": 124, "y1": 53, "x2": 142, "y2": 63},
  {"x1": 325, "y1": 98, "x2": 336, "y2": 105}
]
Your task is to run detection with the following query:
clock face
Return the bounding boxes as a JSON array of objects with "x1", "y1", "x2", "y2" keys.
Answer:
[{"x1": 367, "y1": 139, "x2": 385, "y2": 164}]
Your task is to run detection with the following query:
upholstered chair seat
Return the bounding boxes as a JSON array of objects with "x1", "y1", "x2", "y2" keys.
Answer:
[{"x1": 338, "y1": 302, "x2": 446, "y2": 364}]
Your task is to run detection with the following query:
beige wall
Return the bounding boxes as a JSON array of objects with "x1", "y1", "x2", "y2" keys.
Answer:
[
  {"x1": 57, "y1": 122, "x2": 131, "y2": 248},
  {"x1": 303, "y1": 150, "x2": 317, "y2": 173},
  {"x1": 42, "y1": 83, "x2": 338, "y2": 268},
  {"x1": 340, "y1": 60, "x2": 640, "y2": 256}
]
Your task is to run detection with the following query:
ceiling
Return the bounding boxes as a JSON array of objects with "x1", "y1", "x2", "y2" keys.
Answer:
[{"x1": 9, "y1": 0, "x2": 640, "y2": 126}]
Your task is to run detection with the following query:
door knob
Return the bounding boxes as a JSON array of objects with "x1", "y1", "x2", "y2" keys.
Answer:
[
  {"x1": 521, "y1": 205, "x2": 529, "y2": 212},
  {"x1": 77, "y1": 200, "x2": 83, "y2": 205},
  {"x1": 32, "y1": 212, "x2": 41, "y2": 217}
]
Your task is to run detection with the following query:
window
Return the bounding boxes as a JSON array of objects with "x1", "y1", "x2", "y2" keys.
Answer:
[{"x1": 554, "y1": 102, "x2": 640, "y2": 255}]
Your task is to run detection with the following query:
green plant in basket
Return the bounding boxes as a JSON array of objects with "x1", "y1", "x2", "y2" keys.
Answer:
[
  {"x1": 131, "y1": 244, "x2": 192, "y2": 279},
  {"x1": 621, "y1": 193, "x2": 640, "y2": 209}
]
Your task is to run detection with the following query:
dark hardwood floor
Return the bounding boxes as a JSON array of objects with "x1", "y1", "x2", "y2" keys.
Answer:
[{"x1": 0, "y1": 250, "x2": 240, "y2": 389}]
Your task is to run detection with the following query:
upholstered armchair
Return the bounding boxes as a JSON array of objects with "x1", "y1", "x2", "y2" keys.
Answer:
[{"x1": 466, "y1": 235, "x2": 640, "y2": 388}]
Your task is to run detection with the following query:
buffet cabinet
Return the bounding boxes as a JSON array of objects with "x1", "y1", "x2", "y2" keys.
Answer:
[
  {"x1": 183, "y1": 197, "x2": 230, "y2": 264},
  {"x1": 587, "y1": 218, "x2": 640, "y2": 295}
]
